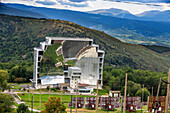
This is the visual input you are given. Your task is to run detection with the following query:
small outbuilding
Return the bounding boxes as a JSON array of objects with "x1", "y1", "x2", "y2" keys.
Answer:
[{"x1": 109, "y1": 91, "x2": 121, "y2": 97}]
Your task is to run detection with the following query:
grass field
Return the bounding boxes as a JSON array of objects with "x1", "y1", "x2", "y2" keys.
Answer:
[
  {"x1": 8, "y1": 83, "x2": 29, "y2": 90},
  {"x1": 18, "y1": 93, "x2": 150, "y2": 113},
  {"x1": 18, "y1": 93, "x2": 94, "y2": 110},
  {"x1": 92, "y1": 89, "x2": 109, "y2": 95}
]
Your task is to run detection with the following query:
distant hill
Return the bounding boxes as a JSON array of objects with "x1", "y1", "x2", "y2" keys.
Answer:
[
  {"x1": 1, "y1": 3, "x2": 170, "y2": 47},
  {"x1": 88, "y1": 8, "x2": 170, "y2": 22},
  {"x1": 136, "y1": 10, "x2": 170, "y2": 22},
  {"x1": 0, "y1": 14, "x2": 170, "y2": 72},
  {"x1": 0, "y1": 3, "x2": 47, "y2": 18},
  {"x1": 87, "y1": 8, "x2": 138, "y2": 20},
  {"x1": 144, "y1": 45, "x2": 170, "y2": 53}
]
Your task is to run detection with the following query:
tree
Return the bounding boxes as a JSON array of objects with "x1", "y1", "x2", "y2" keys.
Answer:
[
  {"x1": 131, "y1": 83, "x2": 141, "y2": 96},
  {"x1": 120, "y1": 86, "x2": 132, "y2": 96},
  {"x1": 103, "y1": 71, "x2": 111, "y2": 85},
  {"x1": 135, "y1": 88, "x2": 150, "y2": 101},
  {"x1": 17, "y1": 103, "x2": 30, "y2": 113},
  {"x1": 127, "y1": 81, "x2": 141, "y2": 96},
  {"x1": 0, "y1": 70, "x2": 9, "y2": 91},
  {"x1": 41, "y1": 97, "x2": 66, "y2": 113},
  {"x1": 14, "y1": 77, "x2": 26, "y2": 83},
  {"x1": 0, "y1": 94, "x2": 14, "y2": 113},
  {"x1": 109, "y1": 76, "x2": 120, "y2": 90},
  {"x1": 10, "y1": 65, "x2": 33, "y2": 82},
  {"x1": 127, "y1": 81, "x2": 135, "y2": 88}
]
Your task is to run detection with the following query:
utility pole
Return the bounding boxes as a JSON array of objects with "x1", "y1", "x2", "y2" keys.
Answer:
[
  {"x1": 154, "y1": 78, "x2": 162, "y2": 113},
  {"x1": 39, "y1": 84, "x2": 41, "y2": 109},
  {"x1": 165, "y1": 68, "x2": 170, "y2": 113},
  {"x1": 29, "y1": 83, "x2": 30, "y2": 101},
  {"x1": 123, "y1": 73, "x2": 128, "y2": 113},
  {"x1": 141, "y1": 84, "x2": 144, "y2": 113},
  {"x1": 95, "y1": 80, "x2": 99, "y2": 113},
  {"x1": 32, "y1": 93, "x2": 33, "y2": 113},
  {"x1": 49, "y1": 85, "x2": 50, "y2": 98},
  {"x1": 70, "y1": 95, "x2": 72, "y2": 113},
  {"x1": 156, "y1": 78, "x2": 161, "y2": 101},
  {"x1": 61, "y1": 85, "x2": 63, "y2": 103},
  {"x1": 75, "y1": 81, "x2": 78, "y2": 113}
]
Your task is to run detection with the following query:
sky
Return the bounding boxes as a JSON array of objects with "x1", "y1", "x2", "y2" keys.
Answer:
[{"x1": 2, "y1": 0, "x2": 170, "y2": 14}]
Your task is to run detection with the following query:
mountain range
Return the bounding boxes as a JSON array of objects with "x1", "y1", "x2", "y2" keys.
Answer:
[
  {"x1": 136, "y1": 10, "x2": 170, "y2": 21},
  {"x1": 88, "y1": 8, "x2": 170, "y2": 22},
  {"x1": 0, "y1": 3, "x2": 47, "y2": 19},
  {"x1": 0, "y1": 14, "x2": 170, "y2": 72},
  {"x1": 0, "y1": 3, "x2": 170, "y2": 47},
  {"x1": 87, "y1": 8, "x2": 138, "y2": 20}
]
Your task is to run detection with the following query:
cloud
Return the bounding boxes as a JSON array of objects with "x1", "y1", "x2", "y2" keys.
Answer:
[
  {"x1": 105, "y1": 0, "x2": 170, "y2": 3},
  {"x1": 57, "y1": 0, "x2": 89, "y2": 7},
  {"x1": 21, "y1": 0, "x2": 35, "y2": 1},
  {"x1": 69, "y1": 0, "x2": 87, "y2": 3},
  {"x1": 3, "y1": 0, "x2": 170, "y2": 14},
  {"x1": 36, "y1": 0, "x2": 56, "y2": 5},
  {"x1": 69, "y1": 0, "x2": 96, "y2": 3},
  {"x1": 162, "y1": 0, "x2": 170, "y2": 3}
]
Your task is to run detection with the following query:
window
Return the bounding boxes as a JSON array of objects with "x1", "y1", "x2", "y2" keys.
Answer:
[
  {"x1": 73, "y1": 73, "x2": 81, "y2": 75},
  {"x1": 39, "y1": 51, "x2": 43, "y2": 55},
  {"x1": 38, "y1": 62, "x2": 40, "y2": 67},
  {"x1": 98, "y1": 53, "x2": 103, "y2": 57},
  {"x1": 79, "y1": 90, "x2": 90, "y2": 93},
  {"x1": 38, "y1": 57, "x2": 41, "y2": 61}
]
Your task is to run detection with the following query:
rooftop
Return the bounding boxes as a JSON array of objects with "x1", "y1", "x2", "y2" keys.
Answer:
[
  {"x1": 34, "y1": 47, "x2": 43, "y2": 51},
  {"x1": 92, "y1": 44, "x2": 99, "y2": 47},
  {"x1": 40, "y1": 75, "x2": 64, "y2": 79},
  {"x1": 46, "y1": 37, "x2": 93, "y2": 42},
  {"x1": 98, "y1": 50, "x2": 105, "y2": 53},
  {"x1": 68, "y1": 67, "x2": 81, "y2": 70},
  {"x1": 79, "y1": 83, "x2": 89, "y2": 86},
  {"x1": 109, "y1": 91, "x2": 120, "y2": 93}
]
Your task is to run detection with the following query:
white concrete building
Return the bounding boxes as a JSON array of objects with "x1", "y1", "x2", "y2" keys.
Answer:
[
  {"x1": 32, "y1": 37, "x2": 105, "y2": 91},
  {"x1": 68, "y1": 67, "x2": 81, "y2": 88},
  {"x1": 40, "y1": 75, "x2": 65, "y2": 85}
]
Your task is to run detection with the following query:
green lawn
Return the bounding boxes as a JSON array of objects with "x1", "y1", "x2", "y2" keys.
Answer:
[
  {"x1": 19, "y1": 93, "x2": 94, "y2": 103},
  {"x1": 92, "y1": 88, "x2": 109, "y2": 95},
  {"x1": 35, "y1": 88, "x2": 61, "y2": 93},
  {"x1": 18, "y1": 93, "x2": 150, "y2": 113},
  {"x1": 18, "y1": 93, "x2": 94, "y2": 110},
  {"x1": 13, "y1": 85, "x2": 22, "y2": 90},
  {"x1": 43, "y1": 43, "x2": 63, "y2": 63},
  {"x1": 18, "y1": 93, "x2": 159, "y2": 113},
  {"x1": 8, "y1": 83, "x2": 29, "y2": 90}
]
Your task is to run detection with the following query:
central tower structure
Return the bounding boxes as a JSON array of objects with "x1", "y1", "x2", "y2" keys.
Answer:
[{"x1": 32, "y1": 37, "x2": 105, "y2": 90}]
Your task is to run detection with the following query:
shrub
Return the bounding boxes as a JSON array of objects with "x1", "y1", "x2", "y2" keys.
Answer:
[
  {"x1": 14, "y1": 77, "x2": 26, "y2": 83},
  {"x1": 41, "y1": 97, "x2": 66, "y2": 113},
  {"x1": 17, "y1": 103, "x2": 30, "y2": 113},
  {"x1": 135, "y1": 88, "x2": 150, "y2": 101}
]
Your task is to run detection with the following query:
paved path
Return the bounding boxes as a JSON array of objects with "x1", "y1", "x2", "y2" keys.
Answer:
[
  {"x1": 20, "y1": 92, "x2": 96, "y2": 96},
  {"x1": 10, "y1": 92, "x2": 25, "y2": 105},
  {"x1": 1, "y1": 91, "x2": 41, "y2": 112}
]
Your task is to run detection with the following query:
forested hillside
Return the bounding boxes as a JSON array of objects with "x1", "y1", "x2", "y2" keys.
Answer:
[
  {"x1": 1, "y1": 3, "x2": 170, "y2": 47},
  {"x1": 0, "y1": 14, "x2": 170, "y2": 72}
]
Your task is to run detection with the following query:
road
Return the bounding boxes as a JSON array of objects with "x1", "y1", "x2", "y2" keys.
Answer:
[{"x1": 1, "y1": 90, "x2": 41, "y2": 112}]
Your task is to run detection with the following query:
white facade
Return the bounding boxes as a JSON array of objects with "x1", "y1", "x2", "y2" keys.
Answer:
[
  {"x1": 33, "y1": 48, "x2": 43, "y2": 87},
  {"x1": 68, "y1": 67, "x2": 81, "y2": 88},
  {"x1": 40, "y1": 75, "x2": 65, "y2": 85},
  {"x1": 33, "y1": 37, "x2": 105, "y2": 89},
  {"x1": 109, "y1": 91, "x2": 121, "y2": 97}
]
